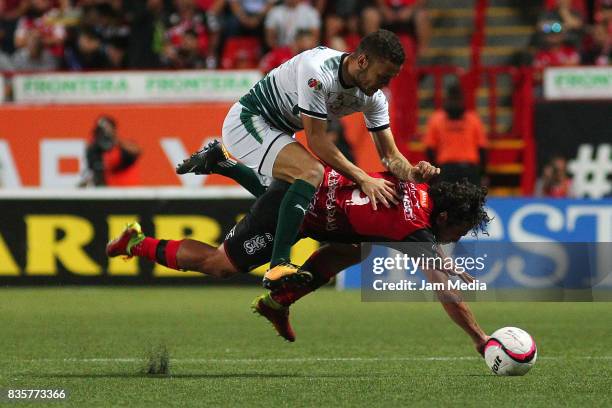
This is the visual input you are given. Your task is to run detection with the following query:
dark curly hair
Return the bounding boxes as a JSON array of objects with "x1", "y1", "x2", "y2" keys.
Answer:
[
  {"x1": 428, "y1": 180, "x2": 491, "y2": 237},
  {"x1": 356, "y1": 29, "x2": 405, "y2": 66}
]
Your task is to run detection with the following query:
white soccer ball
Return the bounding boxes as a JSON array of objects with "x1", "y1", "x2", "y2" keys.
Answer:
[{"x1": 484, "y1": 327, "x2": 537, "y2": 376}]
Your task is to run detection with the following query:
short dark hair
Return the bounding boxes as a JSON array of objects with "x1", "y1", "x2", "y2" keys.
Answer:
[
  {"x1": 356, "y1": 29, "x2": 405, "y2": 66},
  {"x1": 96, "y1": 115, "x2": 117, "y2": 130},
  {"x1": 429, "y1": 180, "x2": 491, "y2": 237},
  {"x1": 295, "y1": 28, "x2": 314, "y2": 39}
]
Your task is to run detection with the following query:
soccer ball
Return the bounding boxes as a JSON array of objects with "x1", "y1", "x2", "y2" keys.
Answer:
[{"x1": 484, "y1": 327, "x2": 537, "y2": 376}]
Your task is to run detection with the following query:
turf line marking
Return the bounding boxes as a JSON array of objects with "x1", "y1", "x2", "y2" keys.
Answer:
[{"x1": 6, "y1": 356, "x2": 612, "y2": 364}]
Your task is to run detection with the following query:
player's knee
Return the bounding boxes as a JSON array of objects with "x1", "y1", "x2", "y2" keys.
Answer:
[
  {"x1": 210, "y1": 267, "x2": 235, "y2": 279},
  {"x1": 198, "y1": 261, "x2": 235, "y2": 279},
  {"x1": 299, "y1": 161, "x2": 324, "y2": 187},
  {"x1": 197, "y1": 251, "x2": 238, "y2": 279}
]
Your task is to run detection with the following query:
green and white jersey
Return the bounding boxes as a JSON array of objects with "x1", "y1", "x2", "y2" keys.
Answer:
[{"x1": 238, "y1": 46, "x2": 390, "y2": 135}]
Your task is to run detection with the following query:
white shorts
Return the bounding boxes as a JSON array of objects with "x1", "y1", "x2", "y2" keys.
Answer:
[{"x1": 222, "y1": 102, "x2": 296, "y2": 186}]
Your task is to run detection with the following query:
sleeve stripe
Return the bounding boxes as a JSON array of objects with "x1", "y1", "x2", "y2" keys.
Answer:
[
  {"x1": 298, "y1": 107, "x2": 327, "y2": 119},
  {"x1": 367, "y1": 124, "x2": 390, "y2": 132}
]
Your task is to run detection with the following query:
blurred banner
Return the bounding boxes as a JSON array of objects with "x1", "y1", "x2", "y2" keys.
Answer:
[
  {"x1": 0, "y1": 104, "x2": 380, "y2": 188},
  {"x1": 1, "y1": 195, "x2": 610, "y2": 286},
  {"x1": 535, "y1": 101, "x2": 612, "y2": 199},
  {"x1": 339, "y1": 197, "x2": 612, "y2": 291},
  {"x1": 0, "y1": 190, "x2": 319, "y2": 285},
  {"x1": 544, "y1": 67, "x2": 612, "y2": 100},
  {"x1": 12, "y1": 70, "x2": 261, "y2": 104}
]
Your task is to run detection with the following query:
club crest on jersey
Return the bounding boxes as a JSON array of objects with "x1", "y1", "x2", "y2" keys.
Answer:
[{"x1": 308, "y1": 78, "x2": 322, "y2": 90}]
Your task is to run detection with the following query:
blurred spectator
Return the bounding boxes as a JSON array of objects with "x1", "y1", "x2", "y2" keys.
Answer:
[
  {"x1": 0, "y1": 49, "x2": 14, "y2": 70},
  {"x1": 535, "y1": 155, "x2": 574, "y2": 198},
  {"x1": 80, "y1": 2, "x2": 130, "y2": 45},
  {"x1": 14, "y1": 0, "x2": 67, "y2": 58},
  {"x1": 424, "y1": 84, "x2": 488, "y2": 186},
  {"x1": 105, "y1": 35, "x2": 128, "y2": 69},
  {"x1": 264, "y1": 0, "x2": 321, "y2": 49},
  {"x1": 0, "y1": 0, "x2": 29, "y2": 21},
  {"x1": 544, "y1": 0, "x2": 587, "y2": 17},
  {"x1": 225, "y1": 0, "x2": 274, "y2": 37},
  {"x1": 376, "y1": 0, "x2": 430, "y2": 55},
  {"x1": 164, "y1": 0, "x2": 217, "y2": 67},
  {"x1": 63, "y1": 26, "x2": 109, "y2": 70},
  {"x1": 533, "y1": 18, "x2": 580, "y2": 69},
  {"x1": 315, "y1": 0, "x2": 359, "y2": 45},
  {"x1": 220, "y1": 35, "x2": 261, "y2": 68},
  {"x1": 81, "y1": 115, "x2": 142, "y2": 187},
  {"x1": 322, "y1": 5, "x2": 382, "y2": 52},
  {"x1": 595, "y1": 0, "x2": 612, "y2": 26},
  {"x1": 124, "y1": 0, "x2": 166, "y2": 68},
  {"x1": 538, "y1": 0, "x2": 584, "y2": 47},
  {"x1": 196, "y1": 0, "x2": 224, "y2": 66},
  {"x1": 259, "y1": 28, "x2": 316, "y2": 73},
  {"x1": 162, "y1": 28, "x2": 207, "y2": 68},
  {"x1": 12, "y1": 30, "x2": 58, "y2": 71},
  {"x1": 1, "y1": 0, "x2": 29, "y2": 54},
  {"x1": 582, "y1": 21, "x2": 611, "y2": 65},
  {"x1": 327, "y1": 35, "x2": 349, "y2": 52},
  {"x1": 361, "y1": 5, "x2": 383, "y2": 36}
]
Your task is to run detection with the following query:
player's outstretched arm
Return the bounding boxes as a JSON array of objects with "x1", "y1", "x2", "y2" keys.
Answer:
[
  {"x1": 421, "y1": 265, "x2": 489, "y2": 356},
  {"x1": 303, "y1": 114, "x2": 399, "y2": 210},
  {"x1": 441, "y1": 299, "x2": 490, "y2": 357},
  {"x1": 371, "y1": 128, "x2": 440, "y2": 182}
]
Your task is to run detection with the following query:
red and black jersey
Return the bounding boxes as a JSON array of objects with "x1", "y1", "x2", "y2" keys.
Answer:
[
  {"x1": 302, "y1": 168, "x2": 434, "y2": 243},
  {"x1": 224, "y1": 171, "x2": 437, "y2": 272}
]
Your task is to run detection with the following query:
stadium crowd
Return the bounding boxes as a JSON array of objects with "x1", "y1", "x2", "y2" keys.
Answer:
[
  {"x1": 533, "y1": 0, "x2": 612, "y2": 69},
  {"x1": 0, "y1": 0, "x2": 431, "y2": 72},
  {"x1": 0, "y1": 0, "x2": 610, "y2": 74}
]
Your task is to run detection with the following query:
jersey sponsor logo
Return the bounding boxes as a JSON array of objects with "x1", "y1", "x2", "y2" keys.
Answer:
[
  {"x1": 308, "y1": 78, "x2": 322, "y2": 91},
  {"x1": 294, "y1": 204, "x2": 307, "y2": 215},
  {"x1": 243, "y1": 233, "x2": 273, "y2": 255},
  {"x1": 328, "y1": 92, "x2": 364, "y2": 115},
  {"x1": 325, "y1": 170, "x2": 341, "y2": 231},
  {"x1": 399, "y1": 181, "x2": 416, "y2": 221},
  {"x1": 418, "y1": 190, "x2": 429, "y2": 209},
  {"x1": 225, "y1": 225, "x2": 236, "y2": 240}
]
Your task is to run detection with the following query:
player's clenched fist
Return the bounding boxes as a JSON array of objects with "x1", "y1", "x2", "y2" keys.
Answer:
[{"x1": 408, "y1": 161, "x2": 440, "y2": 183}]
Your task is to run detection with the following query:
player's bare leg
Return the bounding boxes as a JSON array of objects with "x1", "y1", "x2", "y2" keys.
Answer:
[
  {"x1": 106, "y1": 222, "x2": 238, "y2": 279},
  {"x1": 253, "y1": 243, "x2": 362, "y2": 341},
  {"x1": 262, "y1": 143, "x2": 324, "y2": 290}
]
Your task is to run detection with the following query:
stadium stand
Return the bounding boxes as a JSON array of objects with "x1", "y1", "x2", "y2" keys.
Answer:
[{"x1": 0, "y1": 0, "x2": 609, "y2": 196}]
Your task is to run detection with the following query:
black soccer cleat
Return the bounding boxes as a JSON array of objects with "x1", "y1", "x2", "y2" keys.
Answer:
[{"x1": 175, "y1": 140, "x2": 234, "y2": 175}]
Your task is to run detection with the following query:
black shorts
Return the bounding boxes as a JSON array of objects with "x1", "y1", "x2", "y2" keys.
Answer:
[{"x1": 223, "y1": 180, "x2": 291, "y2": 272}]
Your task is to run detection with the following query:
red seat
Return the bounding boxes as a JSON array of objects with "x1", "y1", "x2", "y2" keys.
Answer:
[{"x1": 221, "y1": 37, "x2": 262, "y2": 69}]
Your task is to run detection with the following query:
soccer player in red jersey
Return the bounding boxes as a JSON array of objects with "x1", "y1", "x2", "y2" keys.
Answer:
[{"x1": 107, "y1": 167, "x2": 491, "y2": 353}]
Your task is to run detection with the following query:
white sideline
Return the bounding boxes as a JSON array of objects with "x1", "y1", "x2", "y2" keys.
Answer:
[{"x1": 6, "y1": 356, "x2": 612, "y2": 363}]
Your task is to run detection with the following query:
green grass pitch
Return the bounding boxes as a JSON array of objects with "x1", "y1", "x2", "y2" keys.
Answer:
[{"x1": 1, "y1": 287, "x2": 611, "y2": 407}]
